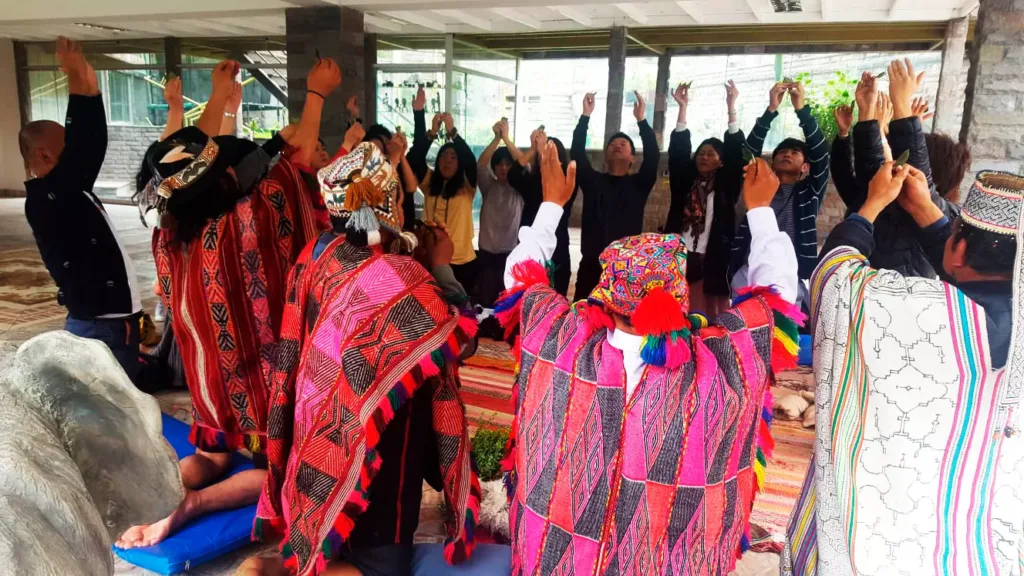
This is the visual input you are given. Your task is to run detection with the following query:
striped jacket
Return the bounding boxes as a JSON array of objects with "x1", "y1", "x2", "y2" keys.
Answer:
[{"x1": 730, "y1": 106, "x2": 829, "y2": 281}]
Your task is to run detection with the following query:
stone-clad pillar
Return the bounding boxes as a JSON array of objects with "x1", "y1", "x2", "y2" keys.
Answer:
[
  {"x1": 286, "y1": 5, "x2": 365, "y2": 154},
  {"x1": 961, "y1": 0, "x2": 1024, "y2": 174},
  {"x1": 604, "y1": 26, "x2": 628, "y2": 146},
  {"x1": 934, "y1": 16, "x2": 969, "y2": 137},
  {"x1": 652, "y1": 52, "x2": 671, "y2": 151}
]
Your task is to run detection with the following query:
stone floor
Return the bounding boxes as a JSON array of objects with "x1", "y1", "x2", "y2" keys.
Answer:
[{"x1": 1, "y1": 198, "x2": 787, "y2": 575}]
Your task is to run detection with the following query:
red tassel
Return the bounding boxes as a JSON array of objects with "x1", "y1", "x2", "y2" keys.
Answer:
[
  {"x1": 582, "y1": 302, "x2": 615, "y2": 329},
  {"x1": 758, "y1": 418, "x2": 775, "y2": 456},
  {"x1": 771, "y1": 343, "x2": 798, "y2": 373},
  {"x1": 508, "y1": 259, "x2": 549, "y2": 288},
  {"x1": 631, "y1": 287, "x2": 686, "y2": 335}
]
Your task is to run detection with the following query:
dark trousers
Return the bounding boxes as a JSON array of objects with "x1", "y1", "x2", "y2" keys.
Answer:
[
  {"x1": 451, "y1": 260, "x2": 479, "y2": 305},
  {"x1": 65, "y1": 313, "x2": 141, "y2": 381},
  {"x1": 476, "y1": 250, "x2": 510, "y2": 308},
  {"x1": 553, "y1": 245, "x2": 571, "y2": 297},
  {"x1": 573, "y1": 258, "x2": 603, "y2": 303}
]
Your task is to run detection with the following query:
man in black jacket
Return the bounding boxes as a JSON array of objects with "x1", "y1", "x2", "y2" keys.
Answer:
[
  {"x1": 571, "y1": 90, "x2": 660, "y2": 300},
  {"x1": 20, "y1": 37, "x2": 142, "y2": 380}
]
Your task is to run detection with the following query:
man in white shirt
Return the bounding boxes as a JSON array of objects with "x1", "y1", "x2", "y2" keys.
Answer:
[{"x1": 495, "y1": 141, "x2": 802, "y2": 575}]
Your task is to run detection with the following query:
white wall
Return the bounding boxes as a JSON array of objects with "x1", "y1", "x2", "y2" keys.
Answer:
[{"x1": 0, "y1": 39, "x2": 25, "y2": 193}]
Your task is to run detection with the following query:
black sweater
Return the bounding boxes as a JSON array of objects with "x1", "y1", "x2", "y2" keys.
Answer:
[
  {"x1": 25, "y1": 94, "x2": 134, "y2": 320},
  {"x1": 571, "y1": 116, "x2": 661, "y2": 262}
]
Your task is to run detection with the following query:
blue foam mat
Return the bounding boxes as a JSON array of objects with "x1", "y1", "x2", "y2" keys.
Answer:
[
  {"x1": 798, "y1": 334, "x2": 812, "y2": 366},
  {"x1": 412, "y1": 543, "x2": 512, "y2": 575},
  {"x1": 113, "y1": 414, "x2": 257, "y2": 575}
]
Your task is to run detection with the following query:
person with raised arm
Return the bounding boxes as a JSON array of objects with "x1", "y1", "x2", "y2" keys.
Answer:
[
  {"x1": 20, "y1": 37, "x2": 144, "y2": 380},
  {"x1": 245, "y1": 131, "x2": 481, "y2": 576},
  {"x1": 407, "y1": 87, "x2": 480, "y2": 297},
  {"x1": 571, "y1": 89, "x2": 661, "y2": 300},
  {"x1": 117, "y1": 57, "x2": 340, "y2": 549},
  {"x1": 496, "y1": 137, "x2": 803, "y2": 575},
  {"x1": 665, "y1": 80, "x2": 746, "y2": 317},
  {"x1": 784, "y1": 156, "x2": 1024, "y2": 574},
  {"x1": 729, "y1": 80, "x2": 830, "y2": 307}
]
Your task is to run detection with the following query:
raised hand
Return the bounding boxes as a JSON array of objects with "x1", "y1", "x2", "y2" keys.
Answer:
[
  {"x1": 492, "y1": 120, "x2": 503, "y2": 139},
  {"x1": 833, "y1": 104, "x2": 853, "y2": 138},
  {"x1": 226, "y1": 82, "x2": 243, "y2": 114},
  {"x1": 582, "y1": 92, "x2": 596, "y2": 117},
  {"x1": 742, "y1": 157, "x2": 780, "y2": 209},
  {"x1": 57, "y1": 36, "x2": 99, "y2": 96},
  {"x1": 387, "y1": 130, "x2": 408, "y2": 164},
  {"x1": 672, "y1": 83, "x2": 689, "y2": 107},
  {"x1": 911, "y1": 97, "x2": 933, "y2": 122},
  {"x1": 897, "y1": 165, "x2": 944, "y2": 226},
  {"x1": 888, "y1": 58, "x2": 924, "y2": 120},
  {"x1": 412, "y1": 86, "x2": 426, "y2": 111},
  {"x1": 306, "y1": 57, "x2": 341, "y2": 98},
  {"x1": 855, "y1": 71, "x2": 878, "y2": 123},
  {"x1": 346, "y1": 95, "x2": 360, "y2": 118},
  {"x1": 499, "y1": 118, "x2": 510, "y2": 141},
  {"x1": 540, "y1": 140, "x2": 576, "y2": 207},
  {"x1": 861, "y1": 161, "x2": 910, "y2": 222},
  {"x1": 442, "y1": 112, "x2": 455, "y2": 134},
  {"x1": 211, "y1": 60, "x2": 241, "y2": 100},
  {"x1": 431, "y1": 113, "x2": 443, "y2": 135},
  {"x1": 768, "y1": 82, "x2": 788, "y2": 113},
  {"x1": 633, "y1": 91, "x2": 647, "y2": 122},
  {"x1": 877, "y1": 93, "x2": 893, "y2": 136},
  {"x1": 530, "y1": 128, "x2": 547, "y2": 153},
  {"x1": 341, "y1": 121, "x2": 366, "y2": 153},
  {"x1": 163, "y1": 76, "x2": 183, "y2": 110},
  {"x1": 788, "y1": 82, "x2": 806, "y2": 111},
  {"x1": 418, "y1": 222, "x2": 454, "y2": 268},
  {"x1": 726, "y1": 80, "x2": 739, "y2": 110}
]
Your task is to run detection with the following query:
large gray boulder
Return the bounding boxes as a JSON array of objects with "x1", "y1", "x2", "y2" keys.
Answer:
[{"x1": 0, "y1": 331, "x2": 183, "y2": 576}]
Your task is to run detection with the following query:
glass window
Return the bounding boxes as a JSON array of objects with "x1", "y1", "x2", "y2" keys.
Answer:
[
  {"x1": 621, "y1": 56, "x2": 659, "y2": 149},
  {"x1": 377, "y1": 48, "x2": 445, "y2": 65},
  {"x1": 28, "y1": 70, "x2": 69, "y2": 123},
  {"x1": 454, "y1": 58, "x2": 516, "y2": 81},
  {"x1": 375, "y1": 70, "x2": 446, "y2": 135},
  {"x1": 514, "y1": 58, "x2": 609, "y2": 149},
  {"x1": 105, "y1": 71, "x2": 132, "y2": 123}
]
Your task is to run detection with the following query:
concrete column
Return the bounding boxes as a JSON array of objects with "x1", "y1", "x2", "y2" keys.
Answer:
[
  {"x1": 934, "y1": 17, "x2": 969, "y2": 137},
  {"x1": 962, "y1": 0, "x2": 1024, "y2": 174},
  {"x1": 652, "y1": 52, "x2": 671, "y2": 151},
  {"x1": 285, "y1": 5, "x2": 365, "y2": 154},
  {"x1": 364, "y1": 33, "x2": 377, "y2": 125},
  {"x1": 164, "y1": 37, "x2": 182, "y2": 79},
  {"x1": 604, "y1": 26, "x2": 628, "y2": 145},
  {"x1": 0, "y1": 39, "x2": 25, "y2": 193}
]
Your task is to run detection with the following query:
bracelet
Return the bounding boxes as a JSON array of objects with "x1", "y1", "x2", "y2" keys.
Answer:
[
  {"x1": 224, "y1": 112, "x2": 236, "y2": 118},
  {"x1": 306, "y1": 89, "x2": 327, "y2": 100}
]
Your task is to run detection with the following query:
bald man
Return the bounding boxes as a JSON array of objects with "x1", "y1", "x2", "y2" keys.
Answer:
[{"x1": 20, "y1": 37, "x2": 142, "y2": 380}]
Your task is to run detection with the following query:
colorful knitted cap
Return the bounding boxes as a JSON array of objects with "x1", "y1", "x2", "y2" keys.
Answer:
[
  {"x1": 318, "y1": 141, "x2": 403, "y2": 246},
  {"x1": 587, "y1": 233, "x2": 695, "y2": 368},
  {"x1": 962, "y1": 171, "x2": 1024, "y2": 235}
]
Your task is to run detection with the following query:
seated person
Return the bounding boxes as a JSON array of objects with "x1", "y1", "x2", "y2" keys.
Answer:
[{"x1": 116, "y1": 57, "x2": 339, "y2": 549}]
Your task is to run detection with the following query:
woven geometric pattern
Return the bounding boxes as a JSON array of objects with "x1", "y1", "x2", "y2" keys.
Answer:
[
  {"x1": 784, "y1": 247, "x2": 1024, "y2": 576},
  {"x1": 961, "y1": 171, "x2": 1024, "y2": 235},
  {"x1": 510, "y1": 283, "x2": 778, "y2": 576},
  {"x1": 256, "y1": 234, "x2": 479, "y2": 576},
  {"x1": 317, "y1": 142, "x2": 401, "y2": 231},
  {"x1": 153, "y1": 157, "x2": 327, "y2": 452},
  {"x1": 588, "y1": 233, "x2": 690, "y2": 317}
]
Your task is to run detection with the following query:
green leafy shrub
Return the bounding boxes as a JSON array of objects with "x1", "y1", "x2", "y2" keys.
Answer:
[
  {"x1": 471, "y1": 426, "x2": 510, "y2": 482},
  {"x1": 794, "y1": 70, "x2": 859, "y2": 143}
]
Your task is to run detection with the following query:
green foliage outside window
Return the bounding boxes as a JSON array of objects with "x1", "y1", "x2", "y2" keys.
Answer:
[
  {"x1": 471, "y1": 426, "x2": 510, "y2": 482},
  {"x1": 794, "y1": 70, "x2": 859, "y2": 143}
]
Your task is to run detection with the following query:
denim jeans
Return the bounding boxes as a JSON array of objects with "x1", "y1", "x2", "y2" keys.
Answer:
[{"x1": 65, "y1": 314, "x2": 141, "y2": 382}]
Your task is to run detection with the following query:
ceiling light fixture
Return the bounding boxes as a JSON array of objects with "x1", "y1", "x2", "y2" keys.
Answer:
[{"x1": 74, "y1": 22, "x2": 129, "y2": 33}]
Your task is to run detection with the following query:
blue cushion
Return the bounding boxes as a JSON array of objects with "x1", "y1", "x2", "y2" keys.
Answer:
[
  {"x1": 798, "y1": 333, "x2": 813, "y2": 366},
  {"x1": 113, "y1": 415, "x2": 257, "y2": 575},
  {"x1": 412, "y1": 544, "x2": 512, "y2": 575}
]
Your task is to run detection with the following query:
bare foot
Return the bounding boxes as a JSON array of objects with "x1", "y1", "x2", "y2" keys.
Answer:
[{"x1": 115, "y1": 490, "x2": 198, "y2": 549}]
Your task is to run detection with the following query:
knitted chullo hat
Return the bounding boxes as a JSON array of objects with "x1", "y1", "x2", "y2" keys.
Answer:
[
  {"x1": 963, "y1": 172, "x2": 1024, "y2": 421},
  {"x1": 318, "y1": 141, "x2": 409, "y2": 247},
  {"x1": 586, "y1": 233, "x2": 700, "y2": 368}
]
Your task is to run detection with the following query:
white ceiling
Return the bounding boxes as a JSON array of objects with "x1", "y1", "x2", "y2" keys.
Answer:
[{"x1": 0, "y1": 0, "x2": 979, "y2": 41}]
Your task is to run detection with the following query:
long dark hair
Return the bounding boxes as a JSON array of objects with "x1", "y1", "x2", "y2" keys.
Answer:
[
  {"x1": 691, "y1": 137, "x2": 724, "y2": 173},
  {"x1": 427, "y1": 142, "x2": 467, "y2": 199}
]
